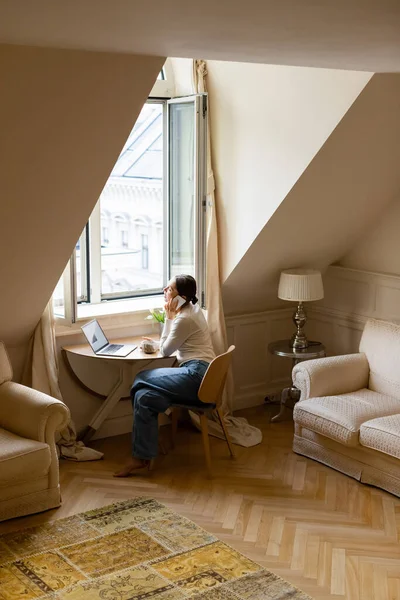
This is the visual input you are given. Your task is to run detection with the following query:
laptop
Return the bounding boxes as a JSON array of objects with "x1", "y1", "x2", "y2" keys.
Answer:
[{"x1": 81, "y1": 319, "x2": 137, "y2": 357}]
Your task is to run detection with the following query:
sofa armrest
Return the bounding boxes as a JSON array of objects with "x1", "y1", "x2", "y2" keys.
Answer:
[
  {"x1": 292, "y1": 353, "x2": 370, "y2": 401},
  {"x1": 0, "y1": 381, "x2": 70, "y2": 443}
]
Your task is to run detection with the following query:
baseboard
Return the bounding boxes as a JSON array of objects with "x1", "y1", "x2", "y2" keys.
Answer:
[
  {"x1": 233, "y1": 394, "x2": 266, "y2": 411},
  {"x1": 233, "y1": 381, "x2": 289, "y2": 412}
]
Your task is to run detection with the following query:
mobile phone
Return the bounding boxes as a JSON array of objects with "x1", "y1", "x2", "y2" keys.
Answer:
[{"x1": 174, "y1": 295, "x2": 186, "y2": 309}]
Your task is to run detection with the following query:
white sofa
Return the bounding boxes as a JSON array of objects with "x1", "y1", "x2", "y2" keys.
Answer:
[
  {"x1": 0, "y1": 342, "x2": 70, "y2": 521},
  {"x1": 292, "y1": 318, "x2": 400, "y2": 497}
]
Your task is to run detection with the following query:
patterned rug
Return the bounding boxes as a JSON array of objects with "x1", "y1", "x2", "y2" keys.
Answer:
[{"x1": 0, "y1": 498, "x2": 312, "y2": 599}]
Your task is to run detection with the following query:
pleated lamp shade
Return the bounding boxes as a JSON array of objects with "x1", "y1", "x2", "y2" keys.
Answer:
[{"x1": 278, "y1": 269, "x2": 324, "y2": 302}]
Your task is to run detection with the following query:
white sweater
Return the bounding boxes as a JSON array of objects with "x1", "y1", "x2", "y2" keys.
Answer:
[{"x1": 160, "y1": 303, "x2": 216, "y2": 366}]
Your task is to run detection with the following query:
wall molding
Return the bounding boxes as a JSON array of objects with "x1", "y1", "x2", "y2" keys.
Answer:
[
  {"x1": 225, "y1": 307, "x2": 292, "y2": 327},
  {"x1": 231, "y1": 266, "x2": 400, "y2": 413},
  {"x1": 309, "y1": 305, "x2": 366, "y2": 329},
  {"x1": 84, "y1": 267, "x2": 400, "y2": 439},
  {"x1": 321, "y1": 265, "x2": 400, "y2": 324},
  {"x1": 306, "y1": 265, "x2": 400, "y2": 357},
  {"x1": 226, "y1": 306, "x2": 293, "y2": 413}
]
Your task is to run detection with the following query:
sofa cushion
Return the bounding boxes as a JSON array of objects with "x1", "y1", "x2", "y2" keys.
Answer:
[
  {"x1": 359, "y1": 319, "x2": 400, "y2": 400},
  {"x1": 293, "y1": 388, "x2": 400, "y2": 447},
  {"x1": 360, "y1": 415, "x2": 400, "y2": 459},
  {"x1": 0, "y1": 428, "x2": 51, "y2": 484}
]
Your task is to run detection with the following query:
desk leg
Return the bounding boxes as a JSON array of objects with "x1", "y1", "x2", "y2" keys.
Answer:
[{"x1": 80, "y1": 365, "x2": 131, "y2": 444}]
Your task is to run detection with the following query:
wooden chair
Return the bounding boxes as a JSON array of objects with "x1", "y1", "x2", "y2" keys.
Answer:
[{"x1": 171, "y1": 345, "x2": 236, "y2": 475}]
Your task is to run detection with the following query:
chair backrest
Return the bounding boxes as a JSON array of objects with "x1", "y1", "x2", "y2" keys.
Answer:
[
  {"x1": 0, "y1": 342, "x2": 12, "y2": 386},
  {"x1": 359, "y1": 319, "x2": 400, "y2": 399},
  {"x1": 198, "y1": 345, "x2": 235, "y2": 406}
]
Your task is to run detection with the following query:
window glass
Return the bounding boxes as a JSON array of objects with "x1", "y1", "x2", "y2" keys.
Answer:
[
  {"x1": 168, "y1": 102, "x2": 195, "y2": 278},
  {"x1": 99, "y1": 102, "x2": 164, "y2": 298}
]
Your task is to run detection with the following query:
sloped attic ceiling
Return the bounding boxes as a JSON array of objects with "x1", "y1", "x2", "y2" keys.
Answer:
[
  {"x1": 0, "y1": 44, "x2": 164, "y2": 347},
  {"x1": 222, "y1": 73, "x2": 400, "y2": 315},
  {"x1": 0, "y1": 0, "x2": 400, "y2": 72}
]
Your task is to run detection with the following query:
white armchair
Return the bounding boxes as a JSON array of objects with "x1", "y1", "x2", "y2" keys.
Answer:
[
  {"x1": 0, "y1": 342, "x2": 70, "y2": 521},
  {"x1": 292, "y1": 319, "x2": 400, "y2": 497}
]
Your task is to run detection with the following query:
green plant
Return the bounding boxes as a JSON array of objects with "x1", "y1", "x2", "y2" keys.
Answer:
[{"x1": 145, "y1": 308, "x2": 165, "y2": 324}]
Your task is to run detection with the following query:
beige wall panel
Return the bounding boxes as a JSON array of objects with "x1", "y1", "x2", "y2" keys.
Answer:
[
  {"x1": 322, "y1": 277, "x2": 372, "y2": 315},
  {"x1": 309, "y1": 266, "x2": 400, "y2": 362},
  {"x1": 375, "y1": 286, "x2": 400, "y2": 322}
]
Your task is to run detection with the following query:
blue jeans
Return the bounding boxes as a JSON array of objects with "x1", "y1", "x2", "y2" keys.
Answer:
[{"x1": 131, "y1": 360, "x2": 209, "y2": 460}]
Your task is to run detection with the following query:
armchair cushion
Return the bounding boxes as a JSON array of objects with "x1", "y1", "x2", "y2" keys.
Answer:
[
  {"x1": 292, "y1": 353, "x2": 369, "y2": 401},
  {"x1": 0, "y1": 428, "x2": 50, "y2": 484},
  {"x1": 294, "y1": 389, "x2": 400, "y2": 447},
  {"x1": 360, "y1": 415, "x2": 400, "y2": 460}
]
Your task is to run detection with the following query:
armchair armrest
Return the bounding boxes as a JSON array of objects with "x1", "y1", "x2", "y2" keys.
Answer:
[
  {"x1": 292, "y1": 353, "x2": 369, "y2": 401},
  {"x1": 0, "y1": 381, "x2": 70, "y2": 443}
]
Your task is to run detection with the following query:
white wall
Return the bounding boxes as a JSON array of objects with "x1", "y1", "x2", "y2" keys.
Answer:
[
  {"x1": 206, "y1": 61, "x2": 372, "y2": 282},
  {"x1": 222, "y1": 74, "x2": 400, "y2": 315}
]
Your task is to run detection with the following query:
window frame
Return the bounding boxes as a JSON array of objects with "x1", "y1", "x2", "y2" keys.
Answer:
[
  {"x1": 77, "y1": 98, "x2": 168, "y2": 308},
  {"x1": 54, "y1": 80, "x2": 207, "y2": 325},
  {"x1": 167, "y1": 95, "x2": 207, "y2": 308}
]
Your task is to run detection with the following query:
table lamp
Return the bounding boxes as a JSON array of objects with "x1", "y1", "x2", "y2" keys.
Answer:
[{"x1": 278, "y1": 269, "x2": 324, "y2": 349}]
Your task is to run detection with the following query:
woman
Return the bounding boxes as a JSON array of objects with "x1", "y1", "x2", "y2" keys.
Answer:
[{"x1": 115, "y1": 274, "x2": 215, "y2": 477}]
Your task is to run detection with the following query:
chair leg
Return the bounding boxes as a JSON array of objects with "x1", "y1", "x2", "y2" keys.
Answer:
[
  {"x1": 216, "y1": 407, "x2": 236, "y2": 459},
  {"x1": 199, "y1": 413, "x2": 212, "y2": 477},
  {"x1": 171, "y1": 408, "x2": 179, "y2": 449}
]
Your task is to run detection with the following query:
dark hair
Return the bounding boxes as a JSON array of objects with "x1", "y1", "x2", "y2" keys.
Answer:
[{"x1": 175, "y1": 274, "x2": 198, "y2": 305}]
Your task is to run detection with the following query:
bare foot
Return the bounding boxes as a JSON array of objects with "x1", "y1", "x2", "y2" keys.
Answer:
[{"x1": 113, "y1": 457, "x2": 150, "y2": 477}]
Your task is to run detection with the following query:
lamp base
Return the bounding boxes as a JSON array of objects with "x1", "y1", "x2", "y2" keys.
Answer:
[{"x1": 291, "y1": 302, "x2": 309, "y2": 349}]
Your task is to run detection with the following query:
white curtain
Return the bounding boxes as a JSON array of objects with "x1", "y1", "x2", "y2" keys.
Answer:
[
  {"x1": 192, "y1": 60, "x2": 262, "y2": 447},
  {"x1": 28, "y1": 302, "x2": 104, "y2": 461}
]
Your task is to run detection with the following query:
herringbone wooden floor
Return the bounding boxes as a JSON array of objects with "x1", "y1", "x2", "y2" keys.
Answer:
[{"x1": 2, "y1": 406, "x2": 400, "y2": 599}]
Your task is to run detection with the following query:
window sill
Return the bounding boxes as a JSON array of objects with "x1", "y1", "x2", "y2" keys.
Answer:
[
  {"x1": 55, "y1": 294, "x2": 164, "y2": 338},
  {"x1": 78, "y1": 294, "x2": 164, "y2": 319}
]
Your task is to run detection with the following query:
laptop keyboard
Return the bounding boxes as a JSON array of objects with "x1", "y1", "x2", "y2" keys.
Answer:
[{"x1": 105, "y1": 344, "x2": 123, "y2": 354}]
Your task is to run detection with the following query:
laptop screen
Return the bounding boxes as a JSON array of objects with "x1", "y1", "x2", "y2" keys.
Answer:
[{"x1": 81, "y1": 320, "x2": 108, "y2": 353}]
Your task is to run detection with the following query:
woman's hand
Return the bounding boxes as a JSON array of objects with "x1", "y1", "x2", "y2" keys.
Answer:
[{"x1": 164, "y1": 298, "x2": 178, "y2": 320}]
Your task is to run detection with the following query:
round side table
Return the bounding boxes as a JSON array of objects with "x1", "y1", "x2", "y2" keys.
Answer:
[{"x1": 268, "y1": 340, "x2": 325, "y2": 423}]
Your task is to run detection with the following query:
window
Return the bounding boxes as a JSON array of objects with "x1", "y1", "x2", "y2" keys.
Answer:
[{"x1": 54, "y1": 94, "x2": 207, "y2": 322}]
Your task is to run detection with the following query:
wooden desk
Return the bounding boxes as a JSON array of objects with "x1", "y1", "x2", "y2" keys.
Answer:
[{"x1": 62, "y1": 336, "x2": 173, "y2": 443}]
